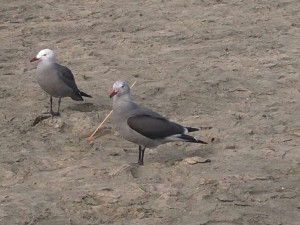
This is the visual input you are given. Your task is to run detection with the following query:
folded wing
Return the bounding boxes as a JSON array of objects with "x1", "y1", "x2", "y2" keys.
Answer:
[{"x1": 127, "y1": 115, "x2": 185, "y2": 139}]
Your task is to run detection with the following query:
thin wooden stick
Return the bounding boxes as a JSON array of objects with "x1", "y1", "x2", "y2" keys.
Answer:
[
  {"x1": 87, "y1": 80, "x2": 137, "y2": 141},
  {"x1": 87, "y1": 111, "x2": 113, "y2": 141}
]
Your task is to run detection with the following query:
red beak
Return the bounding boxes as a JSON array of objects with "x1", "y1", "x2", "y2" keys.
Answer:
[
  {"x1": 109, "y1": 90, "x2": 117, "y2": 98},
  {"x1": 30, "y1": 57, "x2": 39, "y2": 62}
]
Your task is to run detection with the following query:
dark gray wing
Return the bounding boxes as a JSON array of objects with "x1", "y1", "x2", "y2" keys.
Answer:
[
  {"x1": 127, "y1": 115, "x2": 185, "y2": 139},
  {"x1": 54, "y1": 63, "x2": 80, "y2": 92}
]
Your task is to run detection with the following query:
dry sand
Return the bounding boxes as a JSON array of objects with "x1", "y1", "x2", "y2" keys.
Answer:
[{"x1": 1, "y1": 0, "x2": 300, "y2": 224}]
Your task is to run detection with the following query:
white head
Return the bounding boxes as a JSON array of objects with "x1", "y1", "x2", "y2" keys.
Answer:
[
  {"x1": 110, "y1": 80, "x2": 130, "y2": 98},
  {"x1": 30, "y1": 49, "x2": 56, "y2": 63}
]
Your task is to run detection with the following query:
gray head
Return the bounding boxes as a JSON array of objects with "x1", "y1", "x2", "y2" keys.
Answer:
[
  {"x1": 110, "y1": 80, "x2": 130, "y2": 98},
  {"x1": 30, "y1": 49, "x2": 56, "y2": 63}
]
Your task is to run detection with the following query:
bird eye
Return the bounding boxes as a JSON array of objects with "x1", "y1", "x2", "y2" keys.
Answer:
[
  {"x1": 43, "y1": 54, "x2": 47, "y2": 56},
  {"x1": 121, "y1": 85, "x2": 125, "y2": 88}
]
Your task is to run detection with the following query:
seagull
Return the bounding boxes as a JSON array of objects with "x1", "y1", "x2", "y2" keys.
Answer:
[
  {"x1": 30, "y1": 49, "x2": 92, "y2": 116},
  {"x1": 110, "y1": 80, "x2": 207, "y2": 165}
]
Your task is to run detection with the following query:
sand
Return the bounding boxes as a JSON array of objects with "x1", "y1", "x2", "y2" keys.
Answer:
[{"x1": 1, "y1": 0, "x2": 300, "y2": 224}]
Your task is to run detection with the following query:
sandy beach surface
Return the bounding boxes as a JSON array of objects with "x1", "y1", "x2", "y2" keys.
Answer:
[{"x1": 1, "y1": 0, "x2": 300, "y2": 224}]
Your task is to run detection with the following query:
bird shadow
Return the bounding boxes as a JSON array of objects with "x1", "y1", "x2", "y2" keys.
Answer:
[
  {"x1": 66, "y1": 102, "x2": 99, "y2": 112},
  {"x1": 153, "y1": 145, "x2": 212, "y2": 165}
]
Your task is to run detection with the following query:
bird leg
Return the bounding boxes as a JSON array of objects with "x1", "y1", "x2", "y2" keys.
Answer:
[
  {"x1": 57, "y1": 97, "x2": 61, "y2": 116},
  {"x1": 49, "y1": 96, "x2": 60, "y2": 117},
  {"x1": 49, "y1": 96, "x2": 55, "y2": 116},
  {"x1": 138, "y1": 146, "x2": 146, "y2": 165}
]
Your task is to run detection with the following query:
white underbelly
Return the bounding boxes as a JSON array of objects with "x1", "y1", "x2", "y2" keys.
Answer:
[{"x1": 37, "y1": 73, "x2": 72, "y2": 97}]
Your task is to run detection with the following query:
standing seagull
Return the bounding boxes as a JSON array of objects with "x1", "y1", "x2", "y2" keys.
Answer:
[
  {"x1": 110, "y1": 80, "x2": 207, "y2": 165},
  {"x1": 30, "y1": 49, "x2": 92, "y2": 116}
]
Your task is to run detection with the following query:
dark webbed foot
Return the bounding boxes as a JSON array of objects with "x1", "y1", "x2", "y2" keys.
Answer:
[
  {"x1": 129, "y1": 162, "x2": 141, "y2": 167},
  {"x1": 50, "y1": 110, "x2": 60, "y2": 117},
  {"x1": 138, "y1": 159, "x2": 144, "y2": 166}
]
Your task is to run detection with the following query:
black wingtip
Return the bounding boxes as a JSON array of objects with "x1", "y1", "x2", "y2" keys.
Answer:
[
  {"x1": 181, "y1": 134, "x2": 207, "y2": 144},
  {"x1": 186, "y1": 127, "x2": 199, "y2": 133},
  {"x1": 196, "y1": 139, "x2": 208, "y2": 144},
  {"x1": 80, "y1": 91, "x2": 92, "y2": 98}
]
